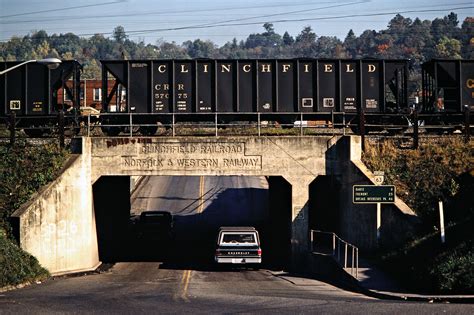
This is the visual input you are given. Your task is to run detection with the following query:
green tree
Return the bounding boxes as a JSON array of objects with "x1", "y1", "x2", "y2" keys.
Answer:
[
  {"x1": 82, "y1": 59, "x2": 101, "y2": 79},
  {"x1": 112, "y1": 26, "x2": 128, "y2": 44},
  {"x1": 61, "y1": 51, "x2": 74, "y2": 60},
  {"x1": 134, "y1": 42, "x2": 160, "y2": 59},
  {"x1": 33, "y1": 41, "x2": 51, "y2": 59},
  {"x1": 344, "y1": 29, "x2": 358, "y2": 58},
  {"x1": 431, "y1": 13, "x2": 460, "y2": 42},
  {"x1": 355, "y1": 30, "x2": 378, "y2": 57},
  {"x1": 295, "y1": 26, "x2": 317, "y2": 44},
  {"x1": 282, "y1": 31, "x2": 294, "y2": 46},
  {"x1": 49, "y1": 32, "x2": 82, "y2": 57},
  {"x1": 88, "y1": 34, "x2": 113, "y2": 59},
  {"x1": 183, "y1": 39, "x2": 217, "y2": 58},
  {"x1": 31, "y1": 30, "x2": 48, "y2": 45},
  {"x1": 219, "y1": 38, "x2": 248, "y2": 58},
  {"x1": 435, "y1": 36, "x2": 462, "y2": 59},
  {"x1": 460, "y1": 17, "x2": 474, "y2": 59},
  {"x1": 294, "y1": 26, "x2": 317, "y2": 57},
  {"x1": 315, "y1": 36, "x2": 342, "y2": 58},
  {"x1": 245, "y1": 23, "x2": 282, "y2": 49},
  {"x1": 403, "y1": 18, "x2": 434, "y2": 63},
  {"x1": 387, "y1": 14, "x2": 412, "y2": 41},
  {"x1": 157, "y1": 41, "x2": 189, "y2": 58}
]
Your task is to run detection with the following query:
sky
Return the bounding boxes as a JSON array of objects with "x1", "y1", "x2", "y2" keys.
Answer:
[{"x1": 0, "y1": 0, "x2": 472, "y2": 45}]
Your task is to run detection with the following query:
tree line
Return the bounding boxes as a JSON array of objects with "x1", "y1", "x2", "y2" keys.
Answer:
[{"x1": 0, "y1": 13, "x2": 472, "y2": 79}]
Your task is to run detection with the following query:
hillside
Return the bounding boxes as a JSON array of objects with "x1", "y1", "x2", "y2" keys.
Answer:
[
  {"x1": 0, "y1": 141, "x2": 68, "y2": 288},
  {"x1": 363, "y1": 138, "x2": 474, "y2": 293}
]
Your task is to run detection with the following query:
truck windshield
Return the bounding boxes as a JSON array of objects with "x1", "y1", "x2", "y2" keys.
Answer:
[{"x1": 221, "y1": 233, "x2": 255, "y2": 244}]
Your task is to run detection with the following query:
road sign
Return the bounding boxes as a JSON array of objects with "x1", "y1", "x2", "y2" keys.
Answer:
[
  {"x1": 353, "y1": 185, "x2": 395, "y2": 204},
  {"x1": 373, "y1": 171, "x2": 384, "y2": 185}
]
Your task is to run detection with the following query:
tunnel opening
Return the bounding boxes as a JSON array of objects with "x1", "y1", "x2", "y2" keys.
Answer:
[
  {"x1": 308, "y1": 175, "x2": 341, "y2": 234},
  {"x1": 93, "y1": 175, "x2": 293, "y2": 271},
  {"x1": 266, "y1": 176, "x2": 292, "y2": 270},
  {"x1": 93, "y1": 176, "x2": 132, "y2": 263}
]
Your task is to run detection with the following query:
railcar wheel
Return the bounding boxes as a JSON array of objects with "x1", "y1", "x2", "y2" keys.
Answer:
[
  {"x1": 64, "y1": 126, "x2": 81, "y2": 136},
  {"x1": 101, "y1": 126, "x2": 121, "y2": 136},
  {"x1": 139, "y1": 126, "x2": 158, "y2": 136},
  {"x1": 23, "y1": 128, "x2": 44, "y2": 137}
]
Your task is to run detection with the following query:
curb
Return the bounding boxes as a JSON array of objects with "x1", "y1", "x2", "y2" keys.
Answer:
[
  {"x1": 359, "y1": 287, "x2": 474, "y2": 304},
  {"x1": 346, "y1": 268, "x2": 474, "y2": 304},
  {"x1": 310, "y1": 253, "x2": 474, "y2": 303}
]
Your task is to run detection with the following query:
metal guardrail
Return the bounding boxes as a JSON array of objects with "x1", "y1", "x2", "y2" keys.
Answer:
[
  {"x1": 88, "y1": 111, "x2": 350, "y2": 137},
  {"x1": 310, "y1": 229, "x2": 359, "y2": 279},
  {"x1": 2, "y1": 110, "x2": 472, "y2": 148}
]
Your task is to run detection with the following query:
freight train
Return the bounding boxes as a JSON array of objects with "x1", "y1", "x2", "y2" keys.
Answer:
[
  {"x1": 1, "y1": 58, "x2": 472, "y2": 136},
  {"x1": 0, "y1": 60, "x2": 81, "y2": 136}
]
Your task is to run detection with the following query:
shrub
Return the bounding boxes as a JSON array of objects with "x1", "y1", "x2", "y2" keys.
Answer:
[
  {"x1": 0, "y1": 230, "x2": 49, "y2": 287},
  {"x1": 363, "y1": 138, "x2": 473, "y2": 226},
  {"x1": 0, "y1": 140, "x2": 68, "y2": 234},
  {"x1": 431, "y1": 243, "x2": 474, "y2": 293}
]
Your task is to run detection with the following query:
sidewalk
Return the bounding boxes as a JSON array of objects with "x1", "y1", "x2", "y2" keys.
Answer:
[{"x1": 347, "y1": 258, "x2": 474, "y2": 303}]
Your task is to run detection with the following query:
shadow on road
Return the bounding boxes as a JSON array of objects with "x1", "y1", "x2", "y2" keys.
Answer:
[{"x1": 98, "y1": 187, "x2": 290, "y2": 272}]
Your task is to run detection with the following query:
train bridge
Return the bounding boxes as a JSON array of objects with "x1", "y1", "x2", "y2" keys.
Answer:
[{"x1": 11, "y1": 135, "x2": 416, "y2": 275}]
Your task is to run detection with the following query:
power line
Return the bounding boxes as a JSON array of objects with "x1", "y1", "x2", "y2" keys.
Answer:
[
  {"x1": 0, "y1": 6, "x2": 471, "y2": 42},
  {"x1": 0, "y1": 0, "x2": 127, "y2": 18},
  {"x1": 177, "y1": 1, "x2": 369, "y2": 31},
  {"x1": 1, "y1": 1, "x2": 469, "y2": 25},
  {"x1": 0, "y1": 0, "x2": 336, "y2": 24},
  {"x1": 111, "y1": 6, "x2": 474, "y2": 36}
]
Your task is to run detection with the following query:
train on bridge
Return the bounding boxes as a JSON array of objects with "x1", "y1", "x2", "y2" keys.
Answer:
[{"x1": 0, "y1": 58, "x2": 472, "y2": 136}]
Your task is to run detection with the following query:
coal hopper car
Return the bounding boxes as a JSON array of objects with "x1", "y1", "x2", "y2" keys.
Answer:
[
  {"x1": 421, "y1": 59, "x2": 474, "y2": 130},
  {"x1": 100, "y1": 59, "x2": 409, "y2": 135},
  {"x1": 0, "y1": 60, "x2": 82, "y2": 137}
]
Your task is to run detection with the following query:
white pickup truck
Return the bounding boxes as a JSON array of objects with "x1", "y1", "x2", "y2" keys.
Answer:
[{"x1": 214, "y1": 227, "x2": 262, "y2": 265}]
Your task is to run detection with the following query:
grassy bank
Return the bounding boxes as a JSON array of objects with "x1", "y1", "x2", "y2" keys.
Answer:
[
  {"x1": 0, "y1": 229, "x2": 49, "y2": 288},
  {"x1": 363, "y1": 138, "x2": 474, "y2": 293},
  {"x1": 0, "y1": 140, "x2": 68, "y2": 288}
]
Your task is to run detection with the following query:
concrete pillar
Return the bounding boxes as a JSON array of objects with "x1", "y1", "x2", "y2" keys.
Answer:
[
  {"x1": 93, "y1": 176, "x2": 131, "y2": 262},
  {"x1": 284, "y1": 175, "x2": 315, "y2": 270}
]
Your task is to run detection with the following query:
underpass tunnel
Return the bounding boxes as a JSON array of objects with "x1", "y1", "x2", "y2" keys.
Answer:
[{"x1": 92, "y1": 175, "x2": 294, "y2": 270}]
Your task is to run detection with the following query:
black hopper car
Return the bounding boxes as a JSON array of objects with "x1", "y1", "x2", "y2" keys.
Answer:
[
  {"x1": 99, "y1": 58, "x2": 410, "y2": 135},
  {"x1": 1, "y1": 60, "x2": 81, "y2": 137},
  {"x1": 1, "y1": 58, "x2": 473, "y2": 136},
  {"x1": 421, "y1": 59, "x2": 474, "y2": 131}
]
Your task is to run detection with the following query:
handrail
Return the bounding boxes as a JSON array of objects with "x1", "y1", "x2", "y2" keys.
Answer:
[
  {"x1": 310, "y1": 229, "x2": 359, "y2": 279},
  {"x1": 3, "y1": 110, "x2": 472, "y2": 142}
]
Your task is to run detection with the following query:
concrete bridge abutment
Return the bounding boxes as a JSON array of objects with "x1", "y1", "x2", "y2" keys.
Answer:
[{"x1": 11, "y1": 135, "x2": 418, "y2": 274}]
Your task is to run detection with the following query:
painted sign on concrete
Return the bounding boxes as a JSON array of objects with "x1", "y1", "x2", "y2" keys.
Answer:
[{"x1": 121, "y1": 141, "x2": 262, "y2": 171}]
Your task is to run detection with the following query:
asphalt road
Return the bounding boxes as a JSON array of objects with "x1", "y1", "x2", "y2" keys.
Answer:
[
  {"x1": 131, "y1": 175, "x2": 269, "y2": 224},
  {"x1": 129, "y1": 176, "x2": 270, "y2": 266},
  {"x1": 5, "y1": 262, "x2": 468, "y2": 314},
  {"x1": 1, "y1": 176, "x2": 472, "y2": 314}
]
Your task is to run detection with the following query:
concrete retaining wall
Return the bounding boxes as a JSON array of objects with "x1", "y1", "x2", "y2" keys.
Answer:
[
  {"x1": 11, "y1": 153, "x2": 99, "y2": 275},
  {"x1": 337, "y1": 137, "x2": 419, "y2": 250}
]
